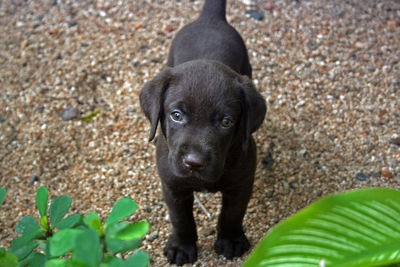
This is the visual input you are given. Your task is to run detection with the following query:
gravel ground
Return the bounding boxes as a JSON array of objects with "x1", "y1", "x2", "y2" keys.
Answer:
[{"x1": 1, "y1": 0, "x2": 399, "y2": 266}]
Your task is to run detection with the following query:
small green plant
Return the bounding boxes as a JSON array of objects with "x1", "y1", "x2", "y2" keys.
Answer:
[
  {"x1": 0, "y1": 187, "x2": 6, "y2": 207},
  {"x1": 243, "y1": 188, "x2": 400, "y2": 267},
  {"x1": 0, "y1": 187, "x2": 150, "y2": 267},
  {"x1": 0, "y1": 188, "x2": 20, "y2": 266},
  {"x1": 81, "y1": 110, "x2": 101, "y2": 122}
]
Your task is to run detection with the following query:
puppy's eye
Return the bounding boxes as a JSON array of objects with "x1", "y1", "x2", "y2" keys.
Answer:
[
  {"x1": 221, "y1": 116, "x2": 234, "y2": 128},
  {"x1": 170, "y1": 110, "x2": 184, "y2": 122}
]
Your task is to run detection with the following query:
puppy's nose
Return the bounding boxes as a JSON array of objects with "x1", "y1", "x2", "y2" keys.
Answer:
[{"x1": 183, "y1": 153, "x2": 205, "y2": 171}]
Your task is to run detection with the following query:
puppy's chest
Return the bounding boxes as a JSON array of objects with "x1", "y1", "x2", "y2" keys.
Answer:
[
  {"x1": 177, "y1": 178, "x2": 222, "y2": 193},
  {"x1": 196, "y1": 183, "x2": 220, "y2": 193}
]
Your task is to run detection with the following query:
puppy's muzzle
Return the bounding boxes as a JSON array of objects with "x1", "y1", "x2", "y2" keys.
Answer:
[{"x1": 183, "y1": 152, "x2": 206, "y2": 171}]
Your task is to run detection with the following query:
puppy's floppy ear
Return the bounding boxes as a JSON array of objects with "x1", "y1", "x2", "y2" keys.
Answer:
[
  {"x1": 238, "y1": 75, "x2": 267, "y2": 151},
  {"x1": 139, "y1": 68, "x2": 172, "y2": 141}
]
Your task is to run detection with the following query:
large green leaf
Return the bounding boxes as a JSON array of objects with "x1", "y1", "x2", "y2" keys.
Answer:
[
  {"x1": 243, "y1": 188, "x2": 400, "y2": 267},
  {"x1": 16, "y1": 216, "x2": 40, "y2": 234},
  {"x1": 83, "y1": 212, "x2": 100, "y2": 227},
  {"x1": 0, "y1": 188, "x2": 6, "y2": 208},
  {"x1": 49, "y1": 196, "x2": 71, "y2": 225},
  {"x1": 105, "y1": 222, "x2": 141, "y2": 254},
  {"x1": 125, "y1": 250, "x2": 150, "y2": 267},
  {"x1": 49, "y1": 229, "x2": 82, "y2": 257},
  {"x1": 115, "y1": 221, "x2": 150, "y2": 241},
  {"x1": 0, "y1": 248, "x2": 18, "y2": 267},
  {"x1": 36, "y1": 187, "x2": 48, "y2": 218},
  {"x1": 72, "y1": 228, "x2": 102, "y2": 267},
  {"x1": 8, "y1": 229, "x2": 43, "y2": 260},
  {"x1": 45, "y1": 259, "x2": 68, "y2": 267},
  {"x1": 105, "y1": 197, "x2": 137, "y2": 227},
  {"x1": 105, "y1": 236, "x2": 141, "y2": 255},
  {"x1": 54, "y1": 214, "x2": 82, "y2": 229},
  {"x1": 18, "y1": 252, "x2": 46, "y2": 267}
]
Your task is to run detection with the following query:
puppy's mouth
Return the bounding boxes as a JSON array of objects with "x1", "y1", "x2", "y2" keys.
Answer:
[{"x1": 168, "y1": 154, "x2": 221, "y2": 182}]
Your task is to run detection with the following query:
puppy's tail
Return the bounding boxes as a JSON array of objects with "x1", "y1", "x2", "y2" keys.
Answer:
[{"x1": 199, "y1": 0, "x2": 226, "y2": 21}]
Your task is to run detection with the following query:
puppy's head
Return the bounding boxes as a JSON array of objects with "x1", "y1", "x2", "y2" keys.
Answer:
[{"x1": 140, "y1": 60, "x2": 266, "y2": 181}]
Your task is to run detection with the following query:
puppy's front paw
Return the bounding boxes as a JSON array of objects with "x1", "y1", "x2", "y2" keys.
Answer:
[
  {"x1": 214, "y1": 233, "x2": 250, "y2": 259},
  {"x1": 164, "y1": 238, "x2": 197, "y2": 266}
]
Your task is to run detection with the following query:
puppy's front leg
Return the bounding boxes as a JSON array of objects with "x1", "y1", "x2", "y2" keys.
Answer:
[
  {"x1": 162, "y1": 183, "x2": 197, "y2": 265},
  {"x1": 214, "y1": 186, "x2": 252, "y2": 259}
]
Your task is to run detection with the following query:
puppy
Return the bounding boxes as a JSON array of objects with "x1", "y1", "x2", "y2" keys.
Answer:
[{"x1": 140, "y1": 0, "x2": 266, "y2": 265}]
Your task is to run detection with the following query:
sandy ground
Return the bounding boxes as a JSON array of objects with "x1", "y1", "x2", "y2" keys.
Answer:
[{"x1": 0, "y1": 0, "x2": 399, "y2": 266}]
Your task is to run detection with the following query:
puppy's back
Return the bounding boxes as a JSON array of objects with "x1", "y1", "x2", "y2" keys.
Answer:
[{"x1": 167, "y1": 0, "x2": 252, "y2": 78}]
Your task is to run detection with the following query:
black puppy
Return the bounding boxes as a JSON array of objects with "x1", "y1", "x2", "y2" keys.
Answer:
[{"x1": 140, "y1": 0, "x2": 266, "y2": 265}]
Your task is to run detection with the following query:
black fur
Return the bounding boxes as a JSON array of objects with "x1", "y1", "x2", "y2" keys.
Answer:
[{"x1": 140, "y1": 0, "x2": 266, "y2": 265}]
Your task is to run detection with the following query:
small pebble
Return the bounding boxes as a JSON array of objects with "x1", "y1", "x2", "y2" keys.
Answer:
[
  {"x1": 262, "y1": 152, "x2": 274, "y2": 170},
  {"x1": 266, "y1": 2, "x2": 274, "y2": 11},
  {"x1": 332, "y1": 7, "x2": 344, "y2": 16},
  {"x1": 199, "y1": 227, "x2": 215, "y2": 237},
  {"x1": 381, "y1": 170, "x2": 394, "y2": 179},
  {"x1": 60, "y1": 105, "x2": 80, "y2": 121},
  {"x1": 262, "y1": 141, "x2": 275, "y2": 170},
  {"x1": 299, "y1": 149, "x2": 307, "y2": 156},
  {"x1": 30, "y1": 174, "x2": 39, "y2": 185},
  {"x1": 126, "y1": 107, "x2": 136, "y2": 114},
  {"x1": 67, "y1": 20, "x2": 78, "y2": 27},
  {"x1": 368, "y1": 172, "x2": 381, "y2": 179},
  {"x1": 146, "y1": 231, "x2": 159, "y2": 242},
  {"x1": 246, "y1": 11, "x2": 263, "y2": 21},
  {"x1": 139, "y1": 45, "x2": 150, "y2": 50},
  {"x1": 387, "y1": 20, "x2": 397, "y2": 30},
  {"x1": 389, "y1": 136, "x2": 400, "y2": 146},
  {"x1": 143, "y1": 206, "x2": 152, "y2": 213},
  {"x1": 355, "y1": 172, "x2": 368, "y2": 181},
  {"x1": 253, "y1": 179, "x2": 264, "y2": 188}
]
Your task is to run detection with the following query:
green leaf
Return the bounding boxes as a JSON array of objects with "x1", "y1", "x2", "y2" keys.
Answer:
[
  {"x1": 0, "y1": 188, "x2": 6, "y2": 208},
  {"x1": 125, "y1": 250, "x2": 150, "y2": 267},
  {"x1": 8, "y1": 230, "x2": 43, "y2": 260},
  {"x1": 0, "y1": 249, "x2": 18, "y2": 267},
  {"x1": 16, "y1": 216, "x2": 40, "y2": 234},
  {"x1": 49, "y1": 196, "x2": 71, "y2": 225},
  {"x1": 101, "y1": 257, "x2": 124, "y2": 267},
  {"x1": 36, "y1": 187, "x2": 48, "y2": 218},
  {"x1": 54, "y1": 214, "x2": 82, "y2": 230},
  {"x1": 67, "y1": 260, "x2": 91, "y2": 267},
  {"x1": 105, "y1": 236, "x2": 141, "y2": 255},
  {"x1": 72, "y1": 228, "x2": 102, "y2": 267},
  {"x1": 46, "y1": 259, "x2": 89, "y2": 267},
  {"x1": 105, "y1": 221, "x2": 129, "y2": 236},
  {"x1": 90, "y1": 218, "x2": 103, "y2": 236},
  {"x1": 38, "y1": 242, "x2": 49, "y2": 257},
  {"x1": 105, "y1": 222, "x2": 142, "y2": 254},
  {"x1": 81, "y1": 110, "x2": 101, "y2": 122},
  {"x1": 243, "y1": 188, "x2": 400, "y2": 267},
  {"x1": 49, "y1": 229, "x2": 82, "y2": 257},
  {"x1": 115, "y1": 221, "x2": 150, "y2": 241},
  {"x1": 105, "y1": 197, "x2": 137, "y2": 227},
  {"x1": 40, "y1": 216, "x2": 49, "y2": 231},
  {"x1": 8, "y1": 241, "x2": 36, "y2": 261},
  {"x1": 83, "y1": 212, "x2": 100, "y2": 227},
  {"x1": 18, "y1": 252, "x2": 46, "y2": 267},
  {"x1": 45, "y1": 259, "x2": 67, "y2": 267}
]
